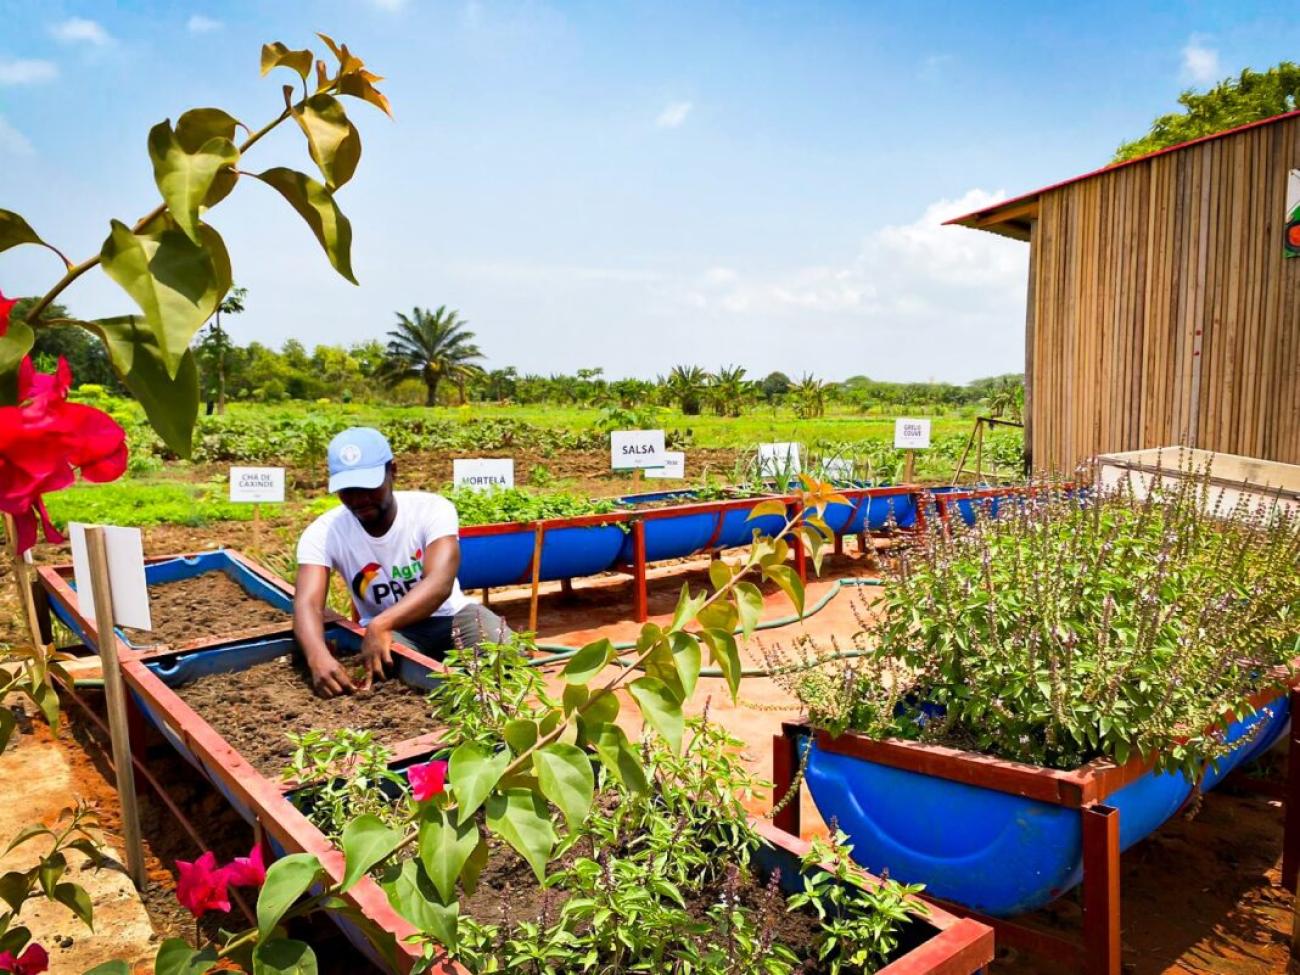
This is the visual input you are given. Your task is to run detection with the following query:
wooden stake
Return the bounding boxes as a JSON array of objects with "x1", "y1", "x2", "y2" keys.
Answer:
[
  {"x1": 975, "y1": 421, "x2": 985, "y2": 483},
  {"x1": 84, "y1": 526, "x2": 147, "y2": 890},
  {"x1": 527, "y1": 523, "x2": 545, "y2": 633},
  {"x1": 903, "y1": 449, "x2": 916, "y2": 484},
  {"x1": 252, "y1": 502, "x2": 262, "y2": 557},
  {"x1": 2, "y1": 512, "x2": 44, "y2": 651}
]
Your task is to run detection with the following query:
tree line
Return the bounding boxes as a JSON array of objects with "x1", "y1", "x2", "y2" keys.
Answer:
[{"x1": 21, "y1": 298, "x2": 1023, "y2": 420}]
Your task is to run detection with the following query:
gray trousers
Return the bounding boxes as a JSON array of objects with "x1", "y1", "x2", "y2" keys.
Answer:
[{"x1": 394, "y1": 602, "x2": 512, "y2": 660}]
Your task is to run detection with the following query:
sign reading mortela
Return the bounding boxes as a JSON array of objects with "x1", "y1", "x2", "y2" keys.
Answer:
[
  {"x1": 645, "y1": 451, "x2": 685, "y2": 479},
  {"x1": 611, "y1": 430, "x2": 666, "y2": 470},
  {"x1": 70, "y1": 523, "x2": 152, "y2": 631},
  {"x1": 229, "y1": 466, "x2": 286, "y2": 503},
  {"x1": 453, "y1": 458, "x2": 515, "y2": 492},
  {"x1": 893, "y1": 418, "x2": 932, "y2": 450},
  {"x1": 758, "y1": 442, "x2": 802, "y2": 478}
]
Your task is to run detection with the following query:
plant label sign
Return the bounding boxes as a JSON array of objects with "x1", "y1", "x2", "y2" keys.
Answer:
[
  {"x1": 645, "y1": 452, "x2": 686, "y2": 479},
  {"x1": 758, "y1": 442, "x2": 802, "y2": 477},
  {"x1": 69, "y1": 523, "x2": 152, "y2": 631},
  {"x1": 894, "y1": 418, "x2": 931, "y2": 450},
  {"x1": 229, "y1": 466, "x2": 285, "y2": 503},
  {"x1": 611, "y1": 430, "x2": 666, "y2": 470},
  {"x1": 821, "y1": 458, "x2": 854, "y2": 482},
  {"x1": 453, "y1": 458, "x2": 515, "y2": 492}
]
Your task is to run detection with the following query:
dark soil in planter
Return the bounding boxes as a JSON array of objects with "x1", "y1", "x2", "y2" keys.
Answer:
[
  {"x1": 461, "y1": 838, "x2": 826, "y2": 967},
  {"x1": 175, "y1": 653, "x2": 433, "y2": 778},
  {"x1": 121, "y1": 571, "x2": 291, "y2": 647}
]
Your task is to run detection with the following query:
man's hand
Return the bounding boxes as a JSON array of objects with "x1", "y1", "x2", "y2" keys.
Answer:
[
  {"x1": 360, "y1": 620, "x2": 394, "y2": 682},
  {"x1": 307, "y1": 651, "x2": 356, "y2": 698}
]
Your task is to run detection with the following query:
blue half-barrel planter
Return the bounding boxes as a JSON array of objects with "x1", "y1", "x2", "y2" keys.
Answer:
[{"x1": 775, "y1": 686, "x2": 1291, "y2": 919}]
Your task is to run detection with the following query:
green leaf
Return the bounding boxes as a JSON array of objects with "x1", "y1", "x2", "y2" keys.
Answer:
[
  {"x1": 749, "y1": 499, "x2": 789, "y2": 520},
  {"x1": 155, "y1": 939, "x2": 219, "y2": 975},
  {"x1": 668, "y1": 583, "x2": 708, "y2": 633},
  {"x1": 0, "y1": 708, "x2": 15, "y2": 755},
  {"x1": 253, "y1": 938, "x2": 318, "y2": 975},
  {"x1": 261, "y1": 42, "x2": 313, "y2": 79},
  {"x1": 702, "y1": 628, "x2": 742, "y2": 701},
  {"x1": 257, "y1": 853, "x2": 321, "y2": 939},
  {"x1": 733, "y1": 581, "x2": 765, "y2": 639},
  {"x1": 708, "y1": 558, "x2": 734, "y2": 591},
  {"x1": 37, "y1": 852, "x2": 66, "y2": 897},
  {"x1": 381, "y1": 859, "x2": 457, "y2": 944},
  {"x1": 29, "y1": 681, "x2": 58, "y2": 732},
  {"x1": 449, "y1": 741, "x2": 510, "y2": 820},
  {"x1": 0, "y1": 925, "x2": 30, "y2": 956},
  {"x1": 628, "y1": 676, "x2": 684, "y2": 753},
  {"x1": 82, "y1": 964, "x2": 131, "y2": 975},
  {"x1": 98, "y1": 219, "x2": 230, "y2": 378},
  {"x1": 582, "y1": 688, "x2": 620, "y2": 727},
  {"x1": 461, "y1": 837, "x2": 489, "y2": 896},
  {"x1": 294, "y1": 94, "x2": 361, "y2": 190},
  {"x1": 52, "y1": 882, "x2": 92, "y2": 929},
  {"x1": 252, "y1": 168, "x2": 357, "y2": 284},
  {"x1": 339, "y1": 814, "x2": 401, "y2": 893},
  {"x1": 563, "y1": 638, "x2": 614, "y2": 685},
  {"x1": 668, "y1": 631, "x2": 701, "y2": 698},
  {"x1": 0, "y1": 319, "x2": 34, "y2": 406},
  {"x1": 4, "y1": 824, "x2": 52, "y2": 855},
  {"x1": 85, "y1": 317, "x2": 199, "y2": 456},
  {"x1": 175, "y1": 108, "x2": 242, "y2": 207},
  {"x1": 0, "y1": 210, "x2": 46, "y2": 256},
  {"x1": 503, "y1": 719, "x2": 539, "y2": 755},
  {"x1": 533, "y1": 743, "x2": 595, "y2": 829},
  {"x1": 418, "y1": 806, "x2": 479, "y2": 903},
  {"x1": 147, "y1": 121, "x2": 240, "y2": 242},
  {"x1": 698, "y1": 599, "x2": 739, "y2": 633},
  {"x1": 562, "y1": 682, "x2": 588, "y2": 716},
  {"x1": 485, "y1": 789, "x2": 557, "y2": 884},
  {"x1": 592, "y1": 724, "x2": 648, "y2": 793},
  {"x1": 763, "y1": 563, "x2": 805, "y2": 617},
  {"x1": 0, "y1": 869, "x2": 30, "y2": 913}
]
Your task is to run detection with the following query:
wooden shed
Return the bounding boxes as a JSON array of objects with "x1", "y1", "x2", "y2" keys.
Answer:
[{"x1": 951, "y1": 110, "x2": 1300, "y2": 474}]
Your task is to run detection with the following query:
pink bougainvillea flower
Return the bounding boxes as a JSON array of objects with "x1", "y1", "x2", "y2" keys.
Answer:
[
  {"x1": 0, "y1": 356, "x2": 127, "y2": 554},
  {"x1": 223, "y1": 842, "x2": 267, "y2": 888},
  {"x1": 175, "y1": 851, "x2": 232, "y2": 918},
  {"x1": 0, "y1": 943, "x2": 49, "y2": 975},
  {"x1": 407, "y1": 759, "x2": 449, "y2": 802},
  {"x1": 0, "y1": 289, "x2": 17, "y2": 338}
]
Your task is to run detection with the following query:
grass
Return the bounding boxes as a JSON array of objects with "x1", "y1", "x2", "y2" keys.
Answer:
[{"x1": 42, "y1": 478, "x2": 256, "y2": 529}]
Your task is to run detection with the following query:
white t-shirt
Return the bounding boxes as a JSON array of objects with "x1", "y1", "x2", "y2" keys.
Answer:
[{"x1": 296, "y1": 491, "x2": 470, "y2": 625}]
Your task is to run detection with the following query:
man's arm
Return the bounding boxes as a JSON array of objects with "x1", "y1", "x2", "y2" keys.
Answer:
[
  {"x1": 359, "y1": 535, "x2": 460, "y2": 679},
  {"x1": 293, "y1": 564, "x2": 356, "y2": 697}
]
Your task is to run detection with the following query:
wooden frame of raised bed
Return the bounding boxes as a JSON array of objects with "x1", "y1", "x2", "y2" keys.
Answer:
[
  {"x1": 104, "y1": 637, "x2": 999, "y2": 975},
  {"x1": 772, "y1": 683, "x2": 1300, "y2": 975}
]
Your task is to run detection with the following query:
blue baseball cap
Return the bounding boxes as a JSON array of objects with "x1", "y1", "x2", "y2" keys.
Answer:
[{"x1": 327, "y1": 427, "x2": 394, "y2": 493}]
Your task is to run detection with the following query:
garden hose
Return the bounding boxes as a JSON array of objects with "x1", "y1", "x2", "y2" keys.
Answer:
[{"x1": 527, "y1": 577, "x2": 884, "y2": 678}]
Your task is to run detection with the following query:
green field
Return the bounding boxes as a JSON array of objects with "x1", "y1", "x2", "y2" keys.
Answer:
[{"x1": 50, "y1": 394, "x2": 1024, "y2": 530}]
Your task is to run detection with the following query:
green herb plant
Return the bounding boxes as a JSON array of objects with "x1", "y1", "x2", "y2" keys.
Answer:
[
  {"x1": 284, "y1": 729, "x2": 410, "y2": 840},
  {"x1": 776, "y1": 467, "x2": 1300, "y2": 778}
]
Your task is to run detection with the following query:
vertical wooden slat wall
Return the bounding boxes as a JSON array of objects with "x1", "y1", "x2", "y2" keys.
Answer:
[{"x1": 1028, "y1": 114, "x2": 1300, "y2": 473}]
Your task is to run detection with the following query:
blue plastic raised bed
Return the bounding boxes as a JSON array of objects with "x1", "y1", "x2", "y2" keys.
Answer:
[
  {"x1": 816, "y1": 489, "x2": 919, "y2": 535},
  {"x1": 457, "y1": 520, "x2": 627, "y2": 589},
  {"x1": 787, "y1": 694, "x2": 1289, "y2": 917},
  {"x1": 44, "y1": 549, "x2": 294, "y2": 651}
]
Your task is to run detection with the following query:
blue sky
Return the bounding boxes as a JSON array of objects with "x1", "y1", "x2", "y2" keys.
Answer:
[{"x1": 2, "y1": 1, "x2": 1297, "y2": 382}]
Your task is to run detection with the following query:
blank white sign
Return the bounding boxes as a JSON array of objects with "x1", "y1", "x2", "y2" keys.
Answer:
[
  {"x1": 70, "y1": 523, "x2": 152, "y2": 632},
  {"x1": 758, "y1": 442, "x2": 802, "y2": 477}
]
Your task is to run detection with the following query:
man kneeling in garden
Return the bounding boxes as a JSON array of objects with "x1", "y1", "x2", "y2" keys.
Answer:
[{"x1": 293, "y1": 426, "x2": 510, "y2": 697}]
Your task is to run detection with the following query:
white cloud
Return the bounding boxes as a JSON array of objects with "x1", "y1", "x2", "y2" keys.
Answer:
[
  {"x1": 0, "y1": 115, "x2": 35, "y2": 156},
  {"x1": 655, "y1": 101, "x2": 692, "y2": 129},
  {"x1": 1181, "y1": 36, "x2": 1220, "y2": 84},
  {"x1": 187, "y1": 14, "x2": 222, "y2": 34},
  {"x1": 51, "y1": 17, "x2": 112, "y2": 46},
  {"x1": 682, "y1": 188, "x2": 1025, "y2": 322},
  {"x1": 0, "y1": 57, "x2": 58, "y2": 85}
]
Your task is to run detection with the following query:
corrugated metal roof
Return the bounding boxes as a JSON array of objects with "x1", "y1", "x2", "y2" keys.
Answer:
[{"x1": 946, "y1": 108, "x2": 1300, "y2": 235}]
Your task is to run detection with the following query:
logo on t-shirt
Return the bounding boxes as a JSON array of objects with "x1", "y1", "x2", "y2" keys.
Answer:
[{"x1": 350, "y1": 550, "x2": 426, "y2": 606}]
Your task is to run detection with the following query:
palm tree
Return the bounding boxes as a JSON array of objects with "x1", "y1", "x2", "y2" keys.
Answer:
[
  {"x1": 382, "y1": 306, "x2": 484, "y2": 406},
  {"x1": 707, "y1": 365, "x2": 754, "y2": 417},
  {"x1": 664, "y1": 365, "x2": 710, "y2": 416},
  {"x1": 197, "y1": 285, "x2": 247, "y2": 414},
  {"x1": 791, "y1": 373, "x2": 828, "y2": 419}
]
